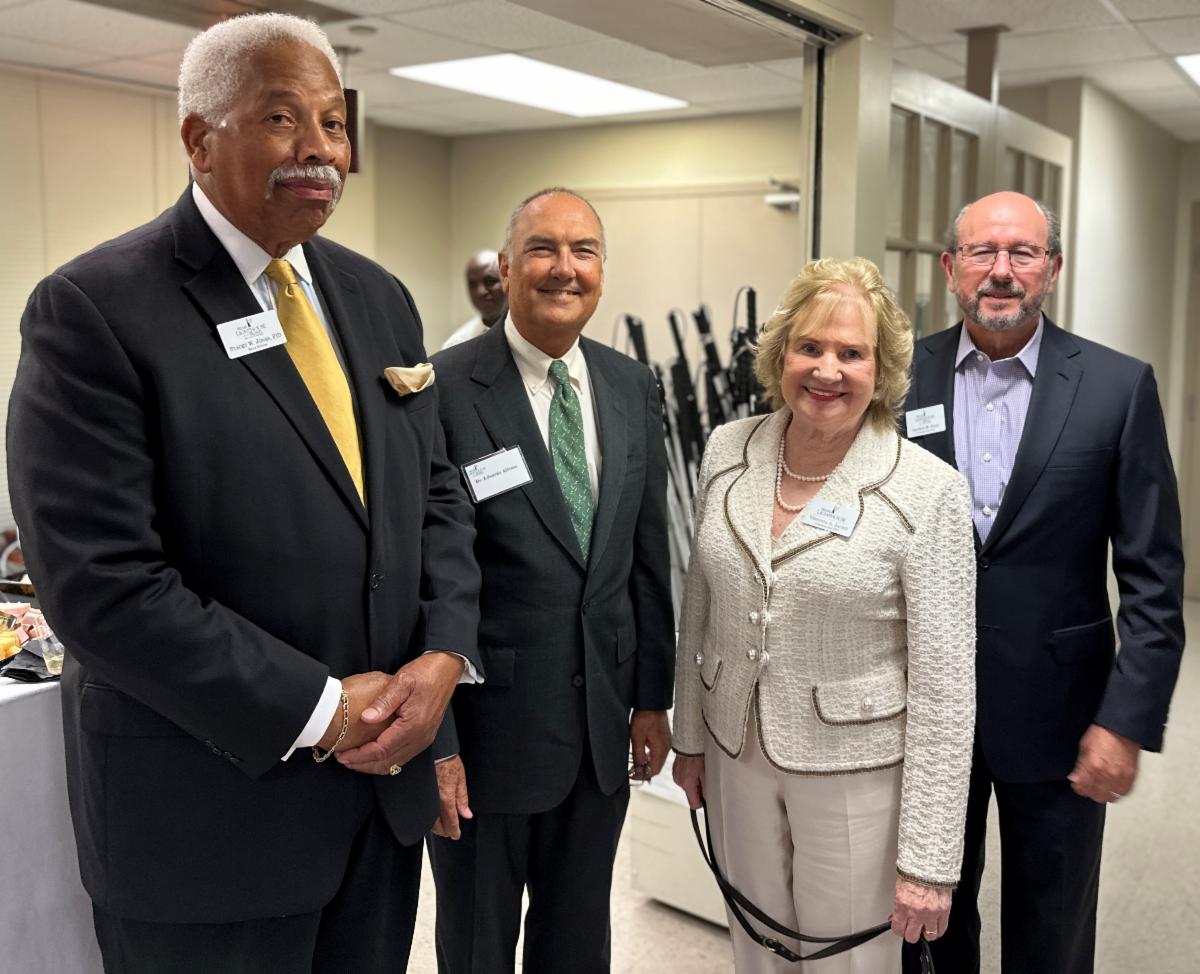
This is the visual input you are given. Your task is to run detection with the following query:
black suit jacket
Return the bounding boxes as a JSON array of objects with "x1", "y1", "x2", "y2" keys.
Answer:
[
  {"x1": 430, "y1": 321, "x2": 674, "y2": 815},
  {"x1": 6, "y1": 189, "x2": 480, "y2": 922},
  {"x1": 904, "y1": 320, "x2": 1184, "y2": 782}
]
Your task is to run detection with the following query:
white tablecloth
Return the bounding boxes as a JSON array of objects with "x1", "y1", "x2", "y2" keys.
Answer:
[{"x1": 0, "y1": 678, "x2": 103, "y2": 973}]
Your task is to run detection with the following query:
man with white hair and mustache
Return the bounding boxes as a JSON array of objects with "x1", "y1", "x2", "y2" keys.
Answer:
[
  {"x1": 901, "y1": 192, "x2": 1184, "y2": 974},
  {"x1": 7, "y1": 12, "x2": 480, "y2": 973}
]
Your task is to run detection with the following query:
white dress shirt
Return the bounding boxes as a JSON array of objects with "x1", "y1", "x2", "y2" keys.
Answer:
[
  {"x1": 504, "y1": 315, "x2": 601, "y2": 502},
  {"x1": 192, "y1": 184, "x2": 476, "y2": 763}
]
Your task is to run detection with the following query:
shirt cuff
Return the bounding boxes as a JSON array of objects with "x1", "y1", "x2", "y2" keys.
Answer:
[
  {"x1": 283, "y1": 677, "x2": 343, "y2": 761},
  {"x1": 423, "y1": 649, "x2": 482, "y2": 685}
]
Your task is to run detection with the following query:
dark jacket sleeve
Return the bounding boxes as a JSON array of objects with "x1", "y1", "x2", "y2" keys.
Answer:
[
  {"x1": 1093, "y1": 364, "x2": 1185, "y2": 750},
  {"x1": 7, "y1": 273, "x2": 329, "y2": 779},
  {"x1": 630, "y1": 366, "x2": 676, "y2": 711}
]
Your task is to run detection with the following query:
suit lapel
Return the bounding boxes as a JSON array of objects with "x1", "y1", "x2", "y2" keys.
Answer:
[
  {"x1": 306, "y1": 240, "x2": 381, "y2": 525},
  {"x1": 723, "y1": 410, "x2": 783, "y2": 583},
  {"x1": 581, "y1": 340, "x2": 627, "y2": 575},
  {"x1": 982, "y1": 321, "x2": 1081, "y2": 552},
  {"x1": 911, "y1": 324, "x2": 960, "y2": 468},
  {"x1": 174, "y1": 194, "x2": 367, "y2": 529},
  {"x1": 470, "y1": 324, "x2": 586, "y2": 568}
]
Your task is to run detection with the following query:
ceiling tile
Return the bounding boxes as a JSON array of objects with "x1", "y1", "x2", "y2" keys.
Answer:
[
  {"x1": 81, "y1": 56, "x2": 179, "y2": 88},
  {"x1": 390, "y1": 0, "x2": 605, "y2": 51},
  {"x1": 0, "y1": 0, "x2": 197, "y2": 58},
  {"x1": 323, "y1": 17, "x2": 494, "y2": 73},
  {"x1": 522, "y1": 37, "x2": 695, "y2": 83},
  {"x1": 1110, "y1": 0, "x2": 1200, "y2": 20},
  {"x1": 757, "y1": 57, "x2": 808, "y2": 83},
  {"x1": 647, "y1": 64, "x2": 803, "y2": 104},
  {"x1": 1083, "y1": 56, "x2": 1194, "y2": 91},
  {"x1": 1136, "y1": 16, "x2": 1200, "y2": 55},
  {"x1": 931, "y1": 25, "x2": 1155, "y2": 73},
  {"x1": 320, "y1": 0, "x2": 461, "y2": 14},
  {"x1": 0, "y1": 33, "x2": 104, "y2": 69},
  {"x1": 894, "y1": 46, "x2": 964, "y2": 79},
  {"x1": 893, "y1": 0, "x2": 1121, "y2": 47}
]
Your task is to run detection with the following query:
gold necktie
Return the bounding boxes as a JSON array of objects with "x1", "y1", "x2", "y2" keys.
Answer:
[{"x1": 264, "y1": 259, "x2": 364, "y2": 504}]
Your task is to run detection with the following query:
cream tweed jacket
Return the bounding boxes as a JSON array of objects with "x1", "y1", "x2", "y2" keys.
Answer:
[{"x1": 673, "y1": 409, "x2": 976, "y2": 887}]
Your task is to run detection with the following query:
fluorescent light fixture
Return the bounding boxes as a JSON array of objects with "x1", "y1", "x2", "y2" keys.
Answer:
[
  {"x1": 1178, "y1": 54, "x2": 1200, "y2": 88},
  {"x1": 389, "y1": 54, "x2": 687, "y2": 118}
]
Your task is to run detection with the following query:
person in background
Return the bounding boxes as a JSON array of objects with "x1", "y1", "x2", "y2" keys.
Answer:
[
  {"x1": 442, "y1": 249, "x2": 508, "y2": 349},
  {"x1": 428, "y1": 188, "x2": 675, "y2": 974},
  {"x1": 902, "y1": 192, "x2": 1185, "y2": 974},
  {"x1": 673, "y1": 257, "x2": 976, "y2": 973},
  {"x1": 6, "y1": 13, "x2": 479, "y2": 973}
]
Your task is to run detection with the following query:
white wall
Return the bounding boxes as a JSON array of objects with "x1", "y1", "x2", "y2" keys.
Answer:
[{"x1": 1170, "y1": 143, "x2": 1200, "y2": 460}]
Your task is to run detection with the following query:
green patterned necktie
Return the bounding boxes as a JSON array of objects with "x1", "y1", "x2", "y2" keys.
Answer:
[{"x1": 548, "y1": 359, "x2": 594, "y2": 558}]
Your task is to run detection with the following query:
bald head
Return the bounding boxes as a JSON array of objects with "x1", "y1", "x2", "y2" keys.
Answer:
[
  {"x1": 464, "y1": 249, "x2": 506, "y2": 326},
  {"x1": 941, "y1": 191, "x2": 1063, "y2": 354},
  {"x1": 947, "y1": 192, "x2": 1060, "y2": 256}
]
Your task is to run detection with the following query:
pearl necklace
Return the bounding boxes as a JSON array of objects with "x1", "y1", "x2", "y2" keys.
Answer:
[{"x1": 775, "y1": 435, "x2": 810, "y2": 513}]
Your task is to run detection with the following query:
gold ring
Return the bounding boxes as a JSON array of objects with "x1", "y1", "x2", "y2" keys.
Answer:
[
  {"x1": 389, "y1": 764, "x2": 402, "y2": 776},
  {"x1": 925, "y1": 930, "x2": 937, "y2": 938}
]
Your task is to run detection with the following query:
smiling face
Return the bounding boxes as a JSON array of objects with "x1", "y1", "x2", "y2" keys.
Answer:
[
  {"x1": 499, "y1": 192, "x2": 604, "y2": 357},
  {"x1": 943, "y1": 192, "x2": 1062, "y2": 336},
  {"x1": 182, "y1": 39, "x2": 350, "y2": 257},
  {"x1": 779, "y1": 293, "x2": 878, "y2": 439}
]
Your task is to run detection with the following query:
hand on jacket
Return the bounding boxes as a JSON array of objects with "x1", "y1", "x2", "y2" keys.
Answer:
[
  {"x1": 1068, "y1": 723, "x2": 1140, "y2": 804},
  {"x1": 431, "y1": 755, "x2": 472, "y2": 839},
  {"x1": 629, "y1": 710, "x2": 671, "y2": 781},
  {"x1": 891, "y1": 878, "x2": 951, "y2": 943},
  {"x1": 672, "y1": 754, "x2": 706, "y2": 809},
  {"x1": 335, "y1": 652, "x2": 465, "y2": 775}
]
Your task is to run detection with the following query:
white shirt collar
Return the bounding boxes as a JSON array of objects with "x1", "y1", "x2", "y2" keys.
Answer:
[
  {"x1": 191, "y1": 182, "x2": 312, "y2": 289},
  {"x1": 504, "y1": 315, "x2": 585, "y2": 395}
]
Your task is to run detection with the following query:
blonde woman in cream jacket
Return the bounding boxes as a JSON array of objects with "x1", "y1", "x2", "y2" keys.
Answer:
[{"x1": 673, "y1": 258, "x2": 975, "y2": 973}]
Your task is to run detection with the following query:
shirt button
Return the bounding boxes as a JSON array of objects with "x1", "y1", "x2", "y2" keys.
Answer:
[
  {"x1": 749, "y1": 610, "x2": 760, "y2": 624},
  {"x1": 694, "y1": 653, "x2": 704, "y2": 666},
  {"x1": 982, "y1": 506, "x2": 993, "y2": 517},
  {"x1": 976, "y1": 352, "x2": 984, "y2": 362},
  {"x1": 861, "y1": 698, "x2": 875, "y2": 713},
  {"x1": 747, "y1": 648, "x2": 757, "y2": 661},
  {"x1": 982, "y1": 452, "x2": 992, "y2": 463},
  {"x1": 986, "y1": 402, "x2": 994, "y2": 412},
  {"x1": 571, "y1": 674, "x2": 584, "y2": 688}
]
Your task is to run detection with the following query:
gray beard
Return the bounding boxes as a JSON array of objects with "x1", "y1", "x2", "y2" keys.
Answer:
[{"x1": 960, "y1": 280, "x2": 1042, "y2": 332}]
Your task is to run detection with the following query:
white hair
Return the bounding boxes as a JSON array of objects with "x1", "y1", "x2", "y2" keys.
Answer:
[{"x1": 177, "y1": 13, "x2": 342, "y2": 123}]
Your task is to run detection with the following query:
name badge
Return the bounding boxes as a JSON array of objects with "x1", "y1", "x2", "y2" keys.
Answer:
[
  {"x1": 801, "y1": 498, "x2": 858, "y2": 538},
  {"x1": 905, "y1": 404, "x2": 946, "y2": 438},
  {"x1": 462, "y1": 447, "x2": 532, "y2": 503},
  {"x1": 216, "y1": 309, "x2": 287, "y2": 360}
]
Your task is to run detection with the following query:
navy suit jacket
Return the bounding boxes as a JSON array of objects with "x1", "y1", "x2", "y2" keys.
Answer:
[
  {"x1": 430, "y1": 321, "x2": 675, "y2": 815},
  {"x1": 7, "y1": 189, "x2": 480, "y2": 922},
  {"x1": 903, "y1": 319, "x2": 1184, "y2": 782}
]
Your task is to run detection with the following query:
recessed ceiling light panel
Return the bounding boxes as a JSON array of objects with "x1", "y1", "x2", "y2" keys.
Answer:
[
  {"x1": 389, "y1": 54, "x2": 688, "y2": 118},
  {"x1": 1177, "y1": 54, "x2": 1200, "y2": 88}
]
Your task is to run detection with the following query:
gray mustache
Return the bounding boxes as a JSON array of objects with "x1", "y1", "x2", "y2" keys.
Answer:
[{"x1": 266, "y1": 164, "x2": 344, "y2": 199}]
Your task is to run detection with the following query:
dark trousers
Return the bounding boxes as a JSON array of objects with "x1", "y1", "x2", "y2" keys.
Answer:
[
  {"x1": 92, "y1": 806, "x2": 422, "y2": 974},
  {"x1": 906, "y1": 741, "x2": 1106, "y2": 974},
  {"x1": 428, "y1": 752, "x2": 630, "y2": 974}
]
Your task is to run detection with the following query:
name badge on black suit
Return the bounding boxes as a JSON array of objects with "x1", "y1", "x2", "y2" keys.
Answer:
[{"x1": 462, "y1": 447, "x2": 532, "y2": 503}]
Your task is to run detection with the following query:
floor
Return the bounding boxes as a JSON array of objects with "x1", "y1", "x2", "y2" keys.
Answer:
[{"x1": 406, "y1": 600, "x2": 1200, "y2": 973}]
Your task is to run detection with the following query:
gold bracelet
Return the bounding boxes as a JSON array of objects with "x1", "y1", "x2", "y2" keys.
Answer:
[{"x1": 312, "y1": 687, "x2": 350, "y2": 763}]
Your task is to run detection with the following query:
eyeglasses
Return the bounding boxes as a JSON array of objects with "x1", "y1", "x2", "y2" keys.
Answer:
[{"x1": 956, "y1": 244, "x2": 1053, "y2": 269}]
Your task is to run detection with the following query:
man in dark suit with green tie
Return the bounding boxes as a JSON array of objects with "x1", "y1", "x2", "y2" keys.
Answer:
[{"x1": 428, "y1": 188, "x2": 675, "y2": 973}]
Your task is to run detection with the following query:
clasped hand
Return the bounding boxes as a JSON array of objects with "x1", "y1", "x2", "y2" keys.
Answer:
[{"x1": 315, "y1": 653, "x2": 464, "y2": 776}]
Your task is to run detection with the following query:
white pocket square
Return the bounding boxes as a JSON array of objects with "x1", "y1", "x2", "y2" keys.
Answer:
[{"x1": 384, "y1": 363, "x2": 435, "y2": 396}]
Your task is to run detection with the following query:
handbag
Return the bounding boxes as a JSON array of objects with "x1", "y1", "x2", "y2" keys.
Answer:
[{"x1": 691, "y1": 804, "x2": 935, "y2": 972}]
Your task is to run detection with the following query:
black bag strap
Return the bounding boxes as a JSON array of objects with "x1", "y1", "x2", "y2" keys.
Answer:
[{"x1": 690, "y1": 803, "x2": 934, "y2": 971}]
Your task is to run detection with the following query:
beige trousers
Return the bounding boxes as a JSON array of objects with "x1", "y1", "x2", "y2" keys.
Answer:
[{"x1": 704, "y1": 714, "x2": 903, "y2": 974}]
